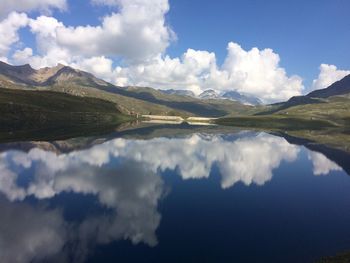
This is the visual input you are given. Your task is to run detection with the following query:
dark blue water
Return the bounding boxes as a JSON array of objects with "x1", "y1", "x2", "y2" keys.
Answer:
[{"x1": 0, "y1": 130, "x2": 349, "y2": 262}]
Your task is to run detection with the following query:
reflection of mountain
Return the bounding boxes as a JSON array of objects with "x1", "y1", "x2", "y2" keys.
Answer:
[{"x1": 0, "y1": 132, "x2": 345, "y2": 263}]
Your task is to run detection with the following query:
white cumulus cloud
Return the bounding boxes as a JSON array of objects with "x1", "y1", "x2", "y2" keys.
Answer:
[
  {"x1": 56, "y1": 0, "x2": 173, "y2": 62},
  {"x1": 221, "y1": 42, "x2": 304, "y2": 102}
]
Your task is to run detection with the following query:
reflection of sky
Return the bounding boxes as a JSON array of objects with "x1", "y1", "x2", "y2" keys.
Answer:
[{"x1": 0, "y1": 132, "x2": 344, "y2": 263}]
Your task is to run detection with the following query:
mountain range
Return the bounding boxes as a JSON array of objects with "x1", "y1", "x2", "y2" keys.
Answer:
[
  {"x1": 0, "y1": 61, "x2": 250, "y2": 118},
  {"x1": 160, "y1": 88, "x2": 262, "y2": 105},
  {"x1": 0, "y1": 61, "x2": 109, "y2": 87},
  {"x1": 197, "y1": 89, "x2": 262, "y2": 105}
]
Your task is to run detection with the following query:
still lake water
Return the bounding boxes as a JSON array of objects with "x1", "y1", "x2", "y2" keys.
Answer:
[{"x1": 0, "y1": 126, "x2": 349, "y2": 262}]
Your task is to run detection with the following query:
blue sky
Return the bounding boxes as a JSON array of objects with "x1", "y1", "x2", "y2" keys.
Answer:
[
  {"x1": 167, "y1": 0, "x2": 350, "y2": 85},
  {"x1": 0, "y1": 0, "x2": 349, "y2": 102}
]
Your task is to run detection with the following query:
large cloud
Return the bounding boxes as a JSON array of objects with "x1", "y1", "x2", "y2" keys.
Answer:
[
  {"x1": 0, "y1": 0, "x2": 67, "y2": 19},
  {"x1": 5, "y1": 0, "x2": 173, "y2": 67},
  {"x1": 11, "y1": 15, "x2": 75, "y2": 68},
  {"x1": 221, "y1": 43, "x2": 304, "y2": 102},
  {"x1": 56, "y1": 0, "x2": 173, "y2": 62},
  {"x1": 312, "y1": 64, "x2": 350, "y2": 91}
]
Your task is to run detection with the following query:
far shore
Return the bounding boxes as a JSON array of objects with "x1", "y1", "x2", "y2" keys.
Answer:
[{"x1": 141, "y1": 114, "x2": 218, "y2": 123}]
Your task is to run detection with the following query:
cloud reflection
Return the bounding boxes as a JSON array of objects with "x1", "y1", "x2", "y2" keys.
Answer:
[
  {"x1": 0, "y1": 132, "x2": 341, "y2": 262},
  {"x1": 0, "y1": 154, "x2": 164, "y2": 262},
  {"x1": 308, "y1": 151, "x2": 342, "y2": 176},
  {"x1": 0, "y1": 197, "x2": 67, "y2": 263}
]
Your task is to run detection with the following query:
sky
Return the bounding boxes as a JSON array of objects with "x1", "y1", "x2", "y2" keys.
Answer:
[{"x1": 0, "y1": 0, "x2": 349, "y2": 103}]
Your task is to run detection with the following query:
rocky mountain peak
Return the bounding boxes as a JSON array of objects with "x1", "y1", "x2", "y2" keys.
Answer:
[{"x1": 199, "y1": 89, "x2": 220, "y2": 99}]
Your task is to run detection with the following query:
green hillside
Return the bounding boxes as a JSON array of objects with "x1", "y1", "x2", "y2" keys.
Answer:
[
  {"x1": 217, "y1": 94, "x2": 350, "y2": 130},
  {"x1": 0, "y1": 88, "x2": 130, "y2": 131},
  {"x1": 217, "y1": 73, "x2": 350, "y2": 130}
]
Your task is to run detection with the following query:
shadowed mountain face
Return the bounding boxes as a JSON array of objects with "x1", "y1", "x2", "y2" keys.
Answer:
[
  {"x1": 288, "y1": 74, "x2": 350, "y2": 103},
  {"x1": 259, "y1": 74, "x2": 350, "y2": 115},
  {"x1": 0, "y1": 61, "x2": 38, "y2": 85},
  {"x1": 160, "y1": 89, "x2": 195, "y2": 97},
  {"x1": 308, "y1": 74, "x2": 350, "y2": 98}
]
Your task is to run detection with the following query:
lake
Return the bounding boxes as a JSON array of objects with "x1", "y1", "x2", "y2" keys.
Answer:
[{"x1": 0, "y1": 125, "x2": 349, "y2": 263}]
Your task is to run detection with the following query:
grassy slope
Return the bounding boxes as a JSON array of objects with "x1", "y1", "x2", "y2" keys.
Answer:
[
  {"x1": 47, "y1": 84, "x2": 193, "y2": 116},
  {"x1": 274, "y1": 96, "x2": 350, "y2": 127},
  {"x1": 0, "y1": 88, "x2": 131, "y2": 131},
  {"x1": 217, "y1": 95, "x2": 350, "y2": 130}
]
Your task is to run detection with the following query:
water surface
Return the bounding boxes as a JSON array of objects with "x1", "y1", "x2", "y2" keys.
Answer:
[{"x1": 0, "y1": 128, "x2": 349, "y2": 262}]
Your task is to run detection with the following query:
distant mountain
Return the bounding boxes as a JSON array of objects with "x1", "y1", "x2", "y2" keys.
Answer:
[
  {"x1": 222, "y1": 90, "x2": 262, "y2": 105},
  {"x1": 160, "y1": 89, "x2": 195, "y2": 97},
  {"x1": 197, "y1": 89, "x2": 262, "y2": 105},
  {"x1": 198, "y1": 89, "x2": 220, "y2": 99},
  {"x1": 43, "y1": 65, "x2": 110, "y2": 87},
  {"x1": 0, "y1": 61, "x2": 109, "y2": 87},
  {"x1": 307, "y1": 74, "x2": 350, "y2": 98}
]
